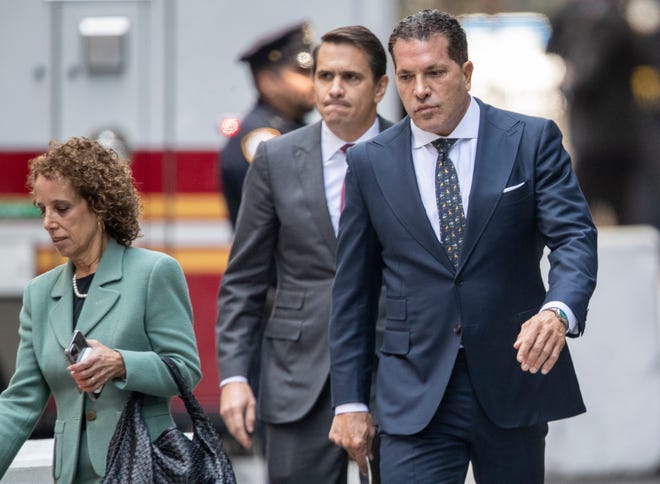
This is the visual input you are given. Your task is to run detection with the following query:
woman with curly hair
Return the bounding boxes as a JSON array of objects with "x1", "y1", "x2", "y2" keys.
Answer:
[{"x1": 0, "y1": 137, "x2": 201, "y2": 483}]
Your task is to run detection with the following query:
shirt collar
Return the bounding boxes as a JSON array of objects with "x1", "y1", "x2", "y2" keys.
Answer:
[
  {"x1": 321, "y1": 118, "x2": 381, "y2": 163},
  {"x1": 410, "y1": 96, "x2": 480, "y2": 149}
]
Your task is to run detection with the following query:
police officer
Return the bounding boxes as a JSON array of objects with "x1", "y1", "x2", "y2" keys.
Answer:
[
  {"x1": 220, "y1": 22, "x2": 316, "y2": 227},
  {"x1": 218, "y1": 23, "x2": 315, "y2": 458}
]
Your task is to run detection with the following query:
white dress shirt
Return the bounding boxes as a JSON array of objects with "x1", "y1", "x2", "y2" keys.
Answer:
[
  {"x1": 411, "y1": 97, "x2": 479, "y2": 241},
  {"x1": 322, "y1": 119, "x2": 381, "y2": 235}
]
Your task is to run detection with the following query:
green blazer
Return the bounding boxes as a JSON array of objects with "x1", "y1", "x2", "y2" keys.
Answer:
[{"x1": 0, "y1": 239, "x2": 201, "y2": 483}]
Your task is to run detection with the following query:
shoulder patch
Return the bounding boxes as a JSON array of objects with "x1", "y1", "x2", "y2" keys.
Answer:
[{"x1": 241, "y1": 127, "x2": 281, "y2": 162}]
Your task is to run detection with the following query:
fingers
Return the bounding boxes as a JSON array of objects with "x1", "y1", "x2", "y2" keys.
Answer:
[
  {"x1": 69, "y1": 370, "x2": 101, "y2": 392},
  {"x1": 225, "y1": 410, "x2": 253, "y2": 449},
  {"x1": 83, "y1": 374, "x2": 103, "y2": 392},
  {"x1": 514, "y1": 312, "x2": 566, "y2": 375},
  {"x1": 540, "y1": 340, "x2": 564, "y2": 375},
  {"x1": 244, "y1": 399, "x2": 256, "y2": 435},
  {"x1": 356, "y1": 456, "x2": 370, "y2": 476},
  {"x1": 69, "y1": 366, "x2": 102, "y2": 391},
  {"x1": 219, "y1": 382, "x2": 256, "y2": 449},
  {"x1": 221, "y1": 404, "x2": 252, "y2": 448},
  {"x1": 67, "y1": 342, "x2": 123, "y2": 389},
  {"x1": 328, "y1": 412, "x2": 375, "y2": 473}
]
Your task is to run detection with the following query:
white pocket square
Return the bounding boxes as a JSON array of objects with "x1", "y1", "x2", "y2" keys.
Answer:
[{"x1": 503, "y1": 182, "x2": 525, "y2": 193}]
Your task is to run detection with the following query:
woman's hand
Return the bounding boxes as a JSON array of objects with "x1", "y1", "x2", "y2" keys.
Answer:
[{"x1": 67, "y1": 339, "x2": 126, "y2": 393}]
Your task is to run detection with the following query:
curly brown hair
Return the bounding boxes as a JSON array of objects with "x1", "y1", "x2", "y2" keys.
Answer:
[{"x1": 27, "y1": 137, "x2": 142, "y2": 246}]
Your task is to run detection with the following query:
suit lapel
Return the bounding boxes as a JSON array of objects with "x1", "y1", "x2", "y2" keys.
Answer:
[
  {"x1": 372, "y1": 120, "x2": 451, "y2": 268},
  {"x1": 75, "y1": 239, "x2": 122, "y2": 336},
  {"x1": 295, "y1": 123, "x2": 338, "y2": 253},
  {"x1": 460, "y1": 102, "x2": 523, "y2": 269},
  {"x1": 296, "y1": 118, "x2": 398, "y2": 254}
]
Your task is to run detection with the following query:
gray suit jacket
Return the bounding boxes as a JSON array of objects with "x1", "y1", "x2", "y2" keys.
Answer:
[{"x1": 217, "y1": 117, "x2": 391, "y2": 423}]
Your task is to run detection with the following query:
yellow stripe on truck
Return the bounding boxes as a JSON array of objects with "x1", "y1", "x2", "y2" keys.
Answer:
[{"x1": 37, "y1": 246, "x2": 230, "y2": 275}]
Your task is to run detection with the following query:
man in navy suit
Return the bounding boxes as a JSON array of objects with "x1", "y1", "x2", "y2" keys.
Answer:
[{"x1": 328, "y1": 10, "x2": 597, "y2": 483}]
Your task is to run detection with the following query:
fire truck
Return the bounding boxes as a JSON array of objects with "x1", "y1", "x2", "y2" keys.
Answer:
[{"x1": 0, "y1": 0, "x2": 400, "y2": 433}]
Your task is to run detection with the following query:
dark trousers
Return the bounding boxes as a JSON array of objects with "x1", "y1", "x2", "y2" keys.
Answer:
[
  {"x1": 380, "y1": 350, "x2": 548, "y2": 484},
  {"x1": 266, "y1": 380, "x2": 348, "y2": 484}
]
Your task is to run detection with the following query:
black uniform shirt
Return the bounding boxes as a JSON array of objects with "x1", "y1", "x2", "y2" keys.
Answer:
[{"x1": 219, "y1": 99, "x2": 304, "y2": 227}]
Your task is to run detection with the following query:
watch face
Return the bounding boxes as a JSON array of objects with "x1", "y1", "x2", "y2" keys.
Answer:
[
  {"x1": 552, "y1": 308, "x2": 568, "y2": 328},
  {"x1": 546, "y1": 307, "x2": 568, "y2": 329}
]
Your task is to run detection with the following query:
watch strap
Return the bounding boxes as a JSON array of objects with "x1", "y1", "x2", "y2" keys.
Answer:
[{"x1": 546, "y1": 307, "x2": 569, "y2": 331}]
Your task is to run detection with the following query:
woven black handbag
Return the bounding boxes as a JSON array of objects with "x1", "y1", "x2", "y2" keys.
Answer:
[{"x1": 102, "y1": 356, "x2": 237, "y2": 484}]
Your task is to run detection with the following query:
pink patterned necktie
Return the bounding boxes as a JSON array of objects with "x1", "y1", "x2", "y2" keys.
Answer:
[
  {"x1": 339, "y1": 143, "x2": 354, "y2": 213},
  {"x1": 432, "y1": 138, "x2": 464, "y2": 268}
]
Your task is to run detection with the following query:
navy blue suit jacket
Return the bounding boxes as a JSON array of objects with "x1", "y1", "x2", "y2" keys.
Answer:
[{"x1": 329, "y1": 99, "x2": 597, "y2": 435}]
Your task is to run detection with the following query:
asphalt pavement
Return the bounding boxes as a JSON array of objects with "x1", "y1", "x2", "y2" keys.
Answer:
[{"x1": 227, "y1": 451, "x2": 660, "y2": 484}]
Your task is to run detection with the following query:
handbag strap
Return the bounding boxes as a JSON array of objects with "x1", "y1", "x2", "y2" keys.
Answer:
[
  {"x1": 160, "y1": 355, "x2": 207, "y2": 423},
  {"x1": 160, "y1": 356, "x2": 237, "y2": 482}
]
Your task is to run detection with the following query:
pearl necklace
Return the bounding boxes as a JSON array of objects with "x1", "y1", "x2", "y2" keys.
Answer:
[{"x1": 72, "y1": 275, "x2": 88, "y2": 299}]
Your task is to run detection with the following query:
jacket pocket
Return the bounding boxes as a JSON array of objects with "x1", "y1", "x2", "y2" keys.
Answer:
[
  {"x1": 380, "y1": 329, "x2": 410, "y2": 355},
  {"x1": 499, "y1": 180, "x2": 529, "y2": 206},
  {"x1": 386, "y1": 298, "x2": 407, "y2": 320},
  {"x1": 274, "y1": 289, "x2": 305, "y2": 310},
  {"x1": 52, "y1": 419, "x2": 65, "y2": 480},
  {"x1": 264, "y1": 318, "x2": 303, "y2": 341}
]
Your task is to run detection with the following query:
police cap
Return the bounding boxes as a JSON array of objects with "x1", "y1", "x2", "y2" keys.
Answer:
[{"x1": 239, "y1": 22, "x2": 314, "y2": 72}]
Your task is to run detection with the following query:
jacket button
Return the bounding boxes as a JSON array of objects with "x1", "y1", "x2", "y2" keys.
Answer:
[
  {"x1": 86, "y1": 410, "x2": 97, "y2": 421},
  {"x1": 455, "y1": 277, "x2": 463, "y2": 286},
  {"x1": 453, "y1": 324, "x2": 462, "y2": 334}
]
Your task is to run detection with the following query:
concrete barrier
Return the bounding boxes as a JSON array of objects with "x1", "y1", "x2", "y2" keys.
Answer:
[
  {"x1": 1, "y1": 439, "x2": 52, "y2": 483},
  {"x1": 546, "y1": 225, "x2": 660, "y2": 478}
]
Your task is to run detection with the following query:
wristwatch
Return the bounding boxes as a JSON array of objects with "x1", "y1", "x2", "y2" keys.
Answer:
[{"x1": 545, "y1": 307, "x2": 569, "y2": 331}]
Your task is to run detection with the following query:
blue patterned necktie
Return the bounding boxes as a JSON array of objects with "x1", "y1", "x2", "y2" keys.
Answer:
[{"x1": 432, "y1": 138, "x2": 464, "y2": 268}]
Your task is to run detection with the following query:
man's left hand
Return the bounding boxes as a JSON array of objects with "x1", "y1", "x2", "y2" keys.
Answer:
[{"x1": 513, "y1": 310, "x2": 566, "y2": 375}]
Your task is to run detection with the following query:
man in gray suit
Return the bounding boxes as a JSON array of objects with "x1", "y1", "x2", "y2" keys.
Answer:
[{"x1": 216, "y1": 25, "x2": 391, "y2": 483}]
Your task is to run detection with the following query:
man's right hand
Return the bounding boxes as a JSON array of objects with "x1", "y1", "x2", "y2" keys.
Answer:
[
  {"x1": 329, "y1": 412, "x2": 375, "y2": 475},
  {"x1": 219, "y1": 381, "x2": 257, "y2": 449}
]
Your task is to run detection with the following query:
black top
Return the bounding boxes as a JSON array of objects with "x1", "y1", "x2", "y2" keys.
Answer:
[
  {"x1": 219, "y1": 100, "x2": 304, "y2": 227},
  {"x1": 73, "y1": 273, "x2": 94, "y2": 326}
]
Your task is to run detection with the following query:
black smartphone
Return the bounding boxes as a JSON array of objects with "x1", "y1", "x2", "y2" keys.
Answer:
[
  {"x1": 65, "y1": 330, "x2": 91, "y2": 364},
  {"x1": 64, "y1": 330, "x2": 103, "y2": 399}
]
